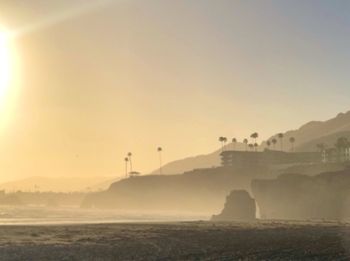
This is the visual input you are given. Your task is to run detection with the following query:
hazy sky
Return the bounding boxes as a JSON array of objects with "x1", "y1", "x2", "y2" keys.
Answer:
[{"x1": 0, "y1": 0, "x2": 350, "y2": 181}]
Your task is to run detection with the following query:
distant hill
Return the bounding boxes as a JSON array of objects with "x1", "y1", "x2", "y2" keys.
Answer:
[
  {"x1": 150, "y1": 143, "x2": 247, "y2": 175},
  {"x1": 0, "y1": 176, "x2": 119, "y2": 193},
  {"x1": 295, "y1": 131, "x2": 350, "y2": 152},
  {"x1": 266, "y1": 111, "x2": 350, "y2": 152},
  {"x1": 151, "y1": 111, "x2": 350, "y2": 174}
]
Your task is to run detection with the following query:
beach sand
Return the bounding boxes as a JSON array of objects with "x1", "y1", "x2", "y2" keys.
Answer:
[{"x1": 0, "y1": 221, "x2": 349, "y2": 260}]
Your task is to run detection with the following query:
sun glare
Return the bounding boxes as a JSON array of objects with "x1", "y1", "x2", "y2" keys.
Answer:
[{"x1": 0, "y1": 29, "x2": 11, "y2": 102}]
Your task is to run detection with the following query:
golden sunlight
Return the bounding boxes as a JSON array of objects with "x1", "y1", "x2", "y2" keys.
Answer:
[{"x1": 0, "y1": 28, "x2": 11, "y2": 102}]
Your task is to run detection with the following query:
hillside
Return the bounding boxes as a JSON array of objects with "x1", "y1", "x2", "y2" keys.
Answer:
[
  {"x1": 83, "y1": 165, "x2": 270, "y2": 214},
  {"x1": 252, "y1": 167, "x2": 350, "y2": 220},
  {"x1": 0, "y1": 176, "x2": 118, "y2": 193},
  {"x1": 294, "y1": 131, "x2": 350, "y2": 152},
  {"x1": 152, "y1": 110, "x2": 350, "y2": 174},
  {"x1": 150, "y1": 150, "x2": 220, "y2": 175},
  {"x1": 150, "y1": 143, "x2": 246, "y2": 175},
  {"x1": 82, "y1": 162, "x2": 341, "y2": 213},
  {"x1": 267, "y1": 111, "x2": 350, "y2": 152}
]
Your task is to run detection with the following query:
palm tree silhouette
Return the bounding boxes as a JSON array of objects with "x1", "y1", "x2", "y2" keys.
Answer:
[
  {"x1": 266, "y1": 140, "x2": 271, "y2": 150},
  {"x1": 223, "y1": 137, "x2": 228, "y2": 151},
  {"x1": 289, "y1": 137, "x2": 296, "y2": 152},
  {"x1": 271, "y1": 138, "x2": 277, "y2": 150},
  {"x1": 124, "y1": 157, "x2": 129, "y2": 178},
  {"x1": 127, "y1": 152, "x2": 133, "y2": 173},
  {"x1": 254, "y1": 143, "x2": 258, "y2": 152},
  {"x1": 232, "y1": 138, "x2": 237, "y2": 150},
  {"x1": 335, "y1": 137, "x2": 349, "y2": 162},
  {"x1": 250, "y1": 132, "x2": 259, "y2": 144},
  {"x1": 243, "y1": 139, "x2": 248, "y2": 151},
  {"x1": 219, "y1": 137, "x2": 225, "y2": 152},
  {"x1": 248, "y1": 143, "x2": 254, "y2": 151},
  {"x1": 278, "y1": 133, "x2": 284, "y2": 151},
  {"x1": 157, "y1": 147, "x2": 163, "y2": 175}
]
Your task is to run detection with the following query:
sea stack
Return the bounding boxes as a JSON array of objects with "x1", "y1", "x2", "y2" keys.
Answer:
[{"x1": 212, "y1": 190, "x2": 256, "y2": 221}]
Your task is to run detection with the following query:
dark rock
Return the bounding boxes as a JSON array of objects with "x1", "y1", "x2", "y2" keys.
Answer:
[
  {"x1": 252, "y1": 169, "x2": 350, "y2": 220},
  {"x1": 82, "y1": 166, "x2": 267, "y2": 213},
  {"x1": 212, "y1": 190, "x2": 256, "y2": 221}
]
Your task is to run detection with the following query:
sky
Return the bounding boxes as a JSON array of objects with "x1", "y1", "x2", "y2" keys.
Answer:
[{"x1": 0, "y1": 0, "x2": 350, "y2": 182}]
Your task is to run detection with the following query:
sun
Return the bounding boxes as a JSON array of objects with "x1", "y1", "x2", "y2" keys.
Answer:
[{"x1": 0, "y1": 29, "x2": 11, "y2": 100}]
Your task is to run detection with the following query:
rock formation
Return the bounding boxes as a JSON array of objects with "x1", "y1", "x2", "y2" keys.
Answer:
[
  {"x1": 252, "y1": 168, "x2": 350, "y2": 220},
  {"x1": 211, "y1": 190, "x2": 256, "y2": 221},
  {"x1": 82, "y1": 166, "x2": 267, "y2": 214}
]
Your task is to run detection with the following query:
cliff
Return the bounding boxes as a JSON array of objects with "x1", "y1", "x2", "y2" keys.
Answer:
[
  {"x1": 252, "y1": 168, "x2": 350, "y2": 221},
  {"x1": 82, "y1": 165, "x2": 269, "y2": 214}
]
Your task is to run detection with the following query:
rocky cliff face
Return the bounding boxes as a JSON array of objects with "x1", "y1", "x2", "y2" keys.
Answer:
[
  {"x1": 82, "y1": 165, "x2": 268, "y2": 214},
  {"x1": 252, "y1": 168, "x2": 350, "y2": 220},
  {"x1": 211, "y1": 190, "x2": 256, "y2": 221}
]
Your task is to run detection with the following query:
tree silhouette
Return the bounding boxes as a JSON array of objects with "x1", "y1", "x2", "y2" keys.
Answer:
[
  {"x1": 266, "y1": 140, "x2": 271, "y2": 150},
  {"x1": 289, "y1": 137, "x2": 296, "y2": 152},
  {"x1": 232, "y1": 138, "x2": 237, "y2": 150},
  {"x1": 335, "y1": 137, "x2": 349, "y2": 162},
  {"x1": 250, "y1": 132, "x2": 259, "y2": 144},
  {"x1": 335, "y1": 137, "x2": 349, "y2": 152},
  {"x1": 243, "y1": 139, "x2": 249, "y2": 151},
  {"x1": 124, "y1": 157, "x2": 129, "y2": 178},
  {"x1": 223, "y1": 137, "x2": 228, "y2": 150},
  {"x1": 271, "y1": 138, "x2": 277, "y2": 150},
  {"x1": 219, "y1": 137, "x2": 225, "y2": 152},
  {"x1": 248, "y1": 143, "x2": 254, "y2": 151},
  {"x1": 127, "y1": 152, "x2": 133, "y2": 172},
  {"x1": 157, "y1": 147, "x2": 163, "y2": 175},
  {"x1": 278, "y1": 133, "x2": 284, "y2": 151},
  {"x1": 254, "y1": 143, "x2": 258, "y2": 152}
]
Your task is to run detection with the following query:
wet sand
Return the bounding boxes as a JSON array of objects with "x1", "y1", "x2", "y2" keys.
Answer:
[{"x1": 0, "y1": 221, "x2": 349, "y2": 260}]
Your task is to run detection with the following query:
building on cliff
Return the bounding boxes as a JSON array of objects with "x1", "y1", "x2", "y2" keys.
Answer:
[{"x1": 220, "y1": 150, "x2": 321, "y2": 167}]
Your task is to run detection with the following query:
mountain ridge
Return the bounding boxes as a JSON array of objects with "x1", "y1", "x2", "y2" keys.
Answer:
[{"x1": 152, "y1": 110, "x2": 350, "y2": 174}]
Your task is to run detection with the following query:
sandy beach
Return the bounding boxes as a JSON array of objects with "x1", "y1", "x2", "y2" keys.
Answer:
[{"x1": 0, "y1": 221, "x2": 349, "y2": 260}]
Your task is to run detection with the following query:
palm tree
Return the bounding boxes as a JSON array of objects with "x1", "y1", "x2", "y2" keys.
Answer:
[
  {"x1": 218, "y1": 137, "x2": 225, "y2": 152},
  {"x1": 124, "y1": 157, "x2": 129, "y2": 178},
  {"x1": 243, "y1": 139, "x2": 248, "y2": 151},
  {"x1": 248, "y1": 143, "x2": 254, "y2": 151},
  {"x1": 232, "y1": 138, "x2": 237, "y2": 150},
  {"x1": 289, "y1": 137, "x2": 296, "y2": 152},
  {"x1": 335, "y1": 137, "x2": 349, "y2": 151},
  {"x1": 271, "y1": 138, "x2": 277, "y2": 150},
  {"x1": 157, "y1": 147, "x2": 163, "y2": 175},
  {"x1": 335, "y1": 137, "x2": 349, "y2": 162},
  {"x1": 250, "y1": 132, "x2": 259, "y2": 144},
  {"x1": 266, "y1": 140, "x2": 271, "y2": 150},
  {"x1": 223, "y1": 137, "x2": 228, "y2": 150},
  {"x1": 127, "y1": 152, "x2": 133, "y2": 173},
  {"x1": 254, "y1": 143, "x2": 258, "y2": 152},
  {"x1": 278, "y1": 133, "x2": 284, "y2": 151}
]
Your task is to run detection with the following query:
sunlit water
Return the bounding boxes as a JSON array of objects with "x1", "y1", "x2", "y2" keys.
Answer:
[{"x1": 0, "y1": 206, "x2": 208, "y2": 225}]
